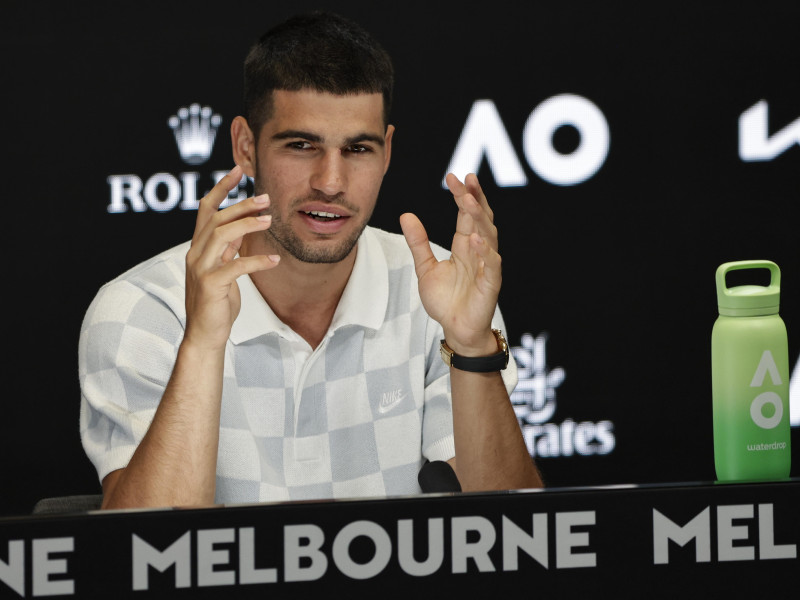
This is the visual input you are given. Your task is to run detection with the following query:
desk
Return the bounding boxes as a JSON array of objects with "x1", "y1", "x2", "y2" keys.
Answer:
[{"x1": 1, "y1": 479, "x2": 797, "y2": 598}]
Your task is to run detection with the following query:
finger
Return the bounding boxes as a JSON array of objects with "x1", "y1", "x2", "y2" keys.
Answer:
[
  {"x1": 464, "y1": 201, "x2": 498, "y2": 252},
  {"x1": 192, "y1": 188, "x2": 269, "y2": 255},
  {"x1": 399, "y1": 212, "x2": 438, "y2": 279},
  {"x1": 194, "y1": 193, "x2": 270, "y2": 256},
  {"x1": 219, "y1": 214, "x2": 271, "y2": 263},
  {"x1": 446, "y1": 172, "x2": 492, "y2": 220},
  {"x1": 464, "y1": 173, "x2": 493, "y2": 222},
  {"x1": 452, "y1": 209, "x2": 476, "y2": 244},
  {"x1": 443, "y1": 174, "x2": 477, "y2": 233},
  {"x1": 450, "y1": 193, "x2": 498, "y2": 254},
  {"x1": 445, "y1": 172, "x2": 483, "y2": 215},
  {"x1": 191, "y1": 213, "x2": 272, "y2": 273},
  {"x1": 189, "y1": 254, "x2": 281, "y2": 309},
  {"x1": 445, "y1": 173, "x2": 497, "y2": 249},
  {"x1": 469, "y1": 233, "x2": 502, "y2": 292},
  {"x1": 213, "y1": 253, "x2": 281, "y2": 283},
  {"x1": 444, "y1": 173, "x2": 474, "y2": 218},
  {"x1": 444, "y1": 172, "x2": 467, "y2": 197},
  {"x1": 194, "y1": 165, "x2": 244, "y2": 240}
]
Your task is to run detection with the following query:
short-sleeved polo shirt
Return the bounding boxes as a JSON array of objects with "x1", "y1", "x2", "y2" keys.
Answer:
[{"x1": 79, "y1": 226, "x2": 517, "y2": 503}]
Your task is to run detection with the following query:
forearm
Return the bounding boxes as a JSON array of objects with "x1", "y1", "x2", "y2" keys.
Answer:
[
  {"x1": 450, "y1": 369, "x2": 543, "y2": 491},
  {"x1": 101, "y1": 342, "x2": 224, "y2": 509},
  {"x1": 402, "y1": 172, "x2": 540, "y2": 489}
]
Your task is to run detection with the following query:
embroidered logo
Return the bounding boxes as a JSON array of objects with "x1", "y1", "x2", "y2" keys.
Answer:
[
  {"x1": 168, "y1": 103, "x2": 222, "y2": 165},
  {"x1": 378, "y1": 389, "x2": 406, "y2": 414}
]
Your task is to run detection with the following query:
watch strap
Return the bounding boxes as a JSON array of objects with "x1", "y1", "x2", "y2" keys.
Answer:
[{"x1": 440, "y1": 329, "x2": 509, "y2": 372}]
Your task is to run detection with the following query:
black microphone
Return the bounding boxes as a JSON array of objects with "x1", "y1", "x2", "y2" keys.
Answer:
[{"x1": 418, "y1": 460, "x2": 462, "y2": 493}]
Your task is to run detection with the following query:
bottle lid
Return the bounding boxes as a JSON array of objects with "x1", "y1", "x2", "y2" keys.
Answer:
[{"x1": 716, "y1": 260, "x2": 781, "y2": 317}]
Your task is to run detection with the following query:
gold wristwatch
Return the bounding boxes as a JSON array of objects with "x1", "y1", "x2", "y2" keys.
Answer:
[{"x1": 440, "y1": 329, "x2": 509, "y2": 372}]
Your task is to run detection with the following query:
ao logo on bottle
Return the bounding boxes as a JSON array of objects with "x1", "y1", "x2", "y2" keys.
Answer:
[{"x1": 750, "y1": 350, "x2": 784, "y2": 429}]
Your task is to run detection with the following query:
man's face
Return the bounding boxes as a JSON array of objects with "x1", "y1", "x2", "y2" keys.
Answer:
[{"x1": 251, "y1": 89, "x2": 393, "y2": 264}]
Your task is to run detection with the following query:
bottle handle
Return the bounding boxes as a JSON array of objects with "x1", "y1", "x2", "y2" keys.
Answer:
[{"x1": 715, "y1": 259, "x2": 781, "y2": 297}]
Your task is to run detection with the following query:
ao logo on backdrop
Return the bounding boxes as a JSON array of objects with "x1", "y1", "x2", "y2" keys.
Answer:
[{"x1": 444, "y1": 94, "x2": 610, "y2": 187}]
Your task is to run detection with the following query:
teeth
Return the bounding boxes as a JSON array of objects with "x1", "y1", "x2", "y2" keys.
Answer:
[{"x1": 306, "y1": 210, "x2": 340, "y2": 219}]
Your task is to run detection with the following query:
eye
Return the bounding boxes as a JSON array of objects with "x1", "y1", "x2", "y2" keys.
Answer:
[
  {"x1": 287, "y1": 140, "x2": 312, "y2": 150},
  {"x1": 346, "y1": 144, "x2": 371, "y2": 153}
]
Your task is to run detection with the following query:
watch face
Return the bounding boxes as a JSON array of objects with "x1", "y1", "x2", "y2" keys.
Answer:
[{"x1": 439, "y1": 341, "x2": 453, "y2": 367}]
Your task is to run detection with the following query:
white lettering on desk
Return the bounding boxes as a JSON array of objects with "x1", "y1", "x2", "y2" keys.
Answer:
[
  {"x1": 129, "y1": 511, "x2": 597, "y2": 590},
  {"x1": 652, "y1": 503, "x2": 797, "y2": 564},
  {"x1": 0, "y1": 537, "x2": 75, "y2": 597}
]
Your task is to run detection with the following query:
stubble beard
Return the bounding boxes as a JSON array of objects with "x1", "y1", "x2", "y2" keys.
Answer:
[{"x1": 255, "y1": 185, "x2": 372, "y2": 264}]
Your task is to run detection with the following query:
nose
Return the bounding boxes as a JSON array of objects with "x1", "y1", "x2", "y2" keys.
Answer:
[{"x1": 310, "y1": 151, "x2": 346, "y2": 197}]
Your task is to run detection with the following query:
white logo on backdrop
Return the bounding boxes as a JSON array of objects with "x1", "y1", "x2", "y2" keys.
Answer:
[
  {"x1": 107, "y1": 103, "x2": 249, "y2": 213},
  {"x1": 511, "y1": 333, "x2": 565, "y2": 424},
  {"x1": 510, "y1": 333, "x2": 615, "y2": 458},
  {"x1": 739, "y1": 100, "x2": 800, "y2": 162},
  {"x1": 168, "y1": 104, "x2": 222, "y2": 165},
  {"x1": 444, "y1": 94, "x2": 610, "y2": 187}
]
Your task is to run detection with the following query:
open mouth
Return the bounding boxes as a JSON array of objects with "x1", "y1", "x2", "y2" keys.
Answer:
[{"x1": 304, "y1": 210, "x2": 343, "y2": 222}]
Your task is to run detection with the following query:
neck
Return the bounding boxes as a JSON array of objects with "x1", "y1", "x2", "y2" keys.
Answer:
[{"x1": 240, "y1": 233, "x2": 357, "y2": 349}]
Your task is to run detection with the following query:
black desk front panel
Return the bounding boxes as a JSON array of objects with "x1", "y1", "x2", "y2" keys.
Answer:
[{"x1": 1, "y1": 480, "x2": 797, "y2": 598}]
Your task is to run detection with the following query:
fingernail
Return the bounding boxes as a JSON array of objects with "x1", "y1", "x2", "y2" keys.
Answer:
[
  {"x1": 256, "y1": 214, "x2": 271, "y2": 223},
  {"x1": 254, "y1": 194, "x2": 269, "y2": 205},
  {"x1": 269, "y1": 254, "x2": 281, "y2": 263}
]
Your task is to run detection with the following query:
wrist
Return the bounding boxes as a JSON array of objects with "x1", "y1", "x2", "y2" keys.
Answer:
[
  {"x1": 182, "y1": 322, "x2": 231, "y2": 355},
  {"x1": 440, "y1": 329, "x2": 498, "y2": 357},
  {"x1": 177, "y1": 334, "x2": 227, "y2": 366},
  {"x1": 440, "y1": 329, "x2": 509, "y2": 372}
]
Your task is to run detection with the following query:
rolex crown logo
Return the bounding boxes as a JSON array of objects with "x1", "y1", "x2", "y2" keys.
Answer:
[{"x1": 168, "y1": 103, "x2": 222, "y2": 166}]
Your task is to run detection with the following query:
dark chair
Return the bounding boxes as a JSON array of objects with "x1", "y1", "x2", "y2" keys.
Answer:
[{"x1": 32, "y1": 494, "x2": 103, "y2": 515}]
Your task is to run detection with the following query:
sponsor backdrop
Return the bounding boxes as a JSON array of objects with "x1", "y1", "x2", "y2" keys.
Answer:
[{"x1": 2, "y1": 1, "x2": 799, "y2": 516}]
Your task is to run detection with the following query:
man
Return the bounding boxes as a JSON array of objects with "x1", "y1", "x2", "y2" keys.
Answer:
[{"x1": 80, "y1": 12, "x2": 541, "y2": 509}]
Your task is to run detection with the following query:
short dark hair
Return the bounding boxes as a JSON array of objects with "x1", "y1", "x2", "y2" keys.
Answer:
[{"x1": 243, "y1": 12, "x2": 394, "y2": 139}]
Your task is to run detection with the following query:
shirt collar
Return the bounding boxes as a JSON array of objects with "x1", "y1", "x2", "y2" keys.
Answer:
[{"x1": 229, "y1": 227, "x2": 388, "y2": 344}]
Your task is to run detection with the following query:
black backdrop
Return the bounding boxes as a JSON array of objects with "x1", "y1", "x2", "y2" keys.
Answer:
[{"x1": 3, "y1": 1, "x2": 799, "y2": 516}]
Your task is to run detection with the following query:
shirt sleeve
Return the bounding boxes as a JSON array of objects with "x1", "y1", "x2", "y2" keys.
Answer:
[{"x1": 79, "y1": 277, "x2": 185, "y2": 483}]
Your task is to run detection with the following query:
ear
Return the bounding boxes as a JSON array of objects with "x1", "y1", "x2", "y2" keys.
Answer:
[
  {"x1": 383, "y1": 124, "x2": 395, "y2": 175},
  {"x1": 231, "y1": 116, "x2": 256, "y2": 177}
]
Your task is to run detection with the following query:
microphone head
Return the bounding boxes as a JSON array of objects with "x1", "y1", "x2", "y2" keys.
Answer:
[{"x1": 418, "y1": 460, "x2": 462, "y2": 493}]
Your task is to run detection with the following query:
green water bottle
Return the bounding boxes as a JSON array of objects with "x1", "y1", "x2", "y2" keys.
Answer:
[{"x1": 712, "y1": 260, "x2": 791, "y2": 481}]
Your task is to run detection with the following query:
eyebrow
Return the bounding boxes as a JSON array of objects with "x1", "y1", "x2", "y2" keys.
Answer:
[{"x1": 271, "y1": 129, "x2": 385, "y2": 147}]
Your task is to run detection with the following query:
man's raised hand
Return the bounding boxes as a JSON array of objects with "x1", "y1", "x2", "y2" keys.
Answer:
[
  {"x1": 183, "y1": 165, "x2": 280, "y2": 351},
  {"x1": 400, "y1": 173, "x2": 501, "y2": 356}
]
